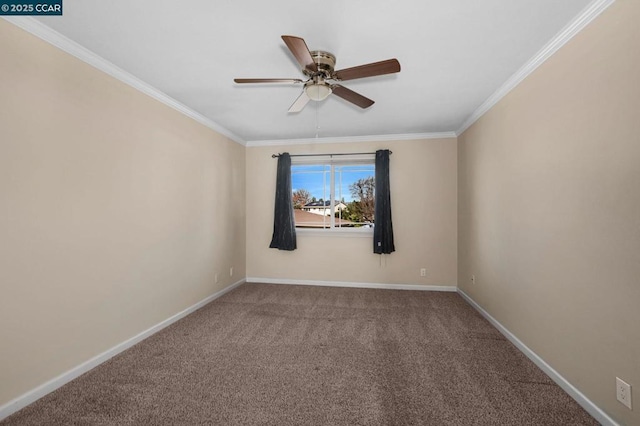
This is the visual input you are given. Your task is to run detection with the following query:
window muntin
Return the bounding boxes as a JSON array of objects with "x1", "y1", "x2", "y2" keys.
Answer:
[{"x1": 291, "y1": 161, "x2": 375, "y2": 230}]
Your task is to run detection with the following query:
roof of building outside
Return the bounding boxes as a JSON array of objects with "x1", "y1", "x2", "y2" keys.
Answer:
[
  {"x1": 294, "y1": 209, "x2": 354, "y2": 228},
  {"x1": 302, "y1": 200, "x2": 346, "y2": 208}
]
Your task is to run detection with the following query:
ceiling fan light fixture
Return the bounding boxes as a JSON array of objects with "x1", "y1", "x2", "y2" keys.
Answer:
[{"x1": 305, "y1": 82, "x2": 332, "y2": 101}]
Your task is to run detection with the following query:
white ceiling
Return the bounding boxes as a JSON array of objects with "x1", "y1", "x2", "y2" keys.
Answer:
[{"x1": 26, "y1": 0, "x2": 601, "y2": 143}]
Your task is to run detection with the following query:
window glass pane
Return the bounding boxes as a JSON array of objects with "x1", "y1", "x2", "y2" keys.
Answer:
[
  {"x1": 292, "y1": 165, "x2": 330, "y2": 228},
  {"x1": 334, "y1": 164, "x2": 375, "y2": 228}
]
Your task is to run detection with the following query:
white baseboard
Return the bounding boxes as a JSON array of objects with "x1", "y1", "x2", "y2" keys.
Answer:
[
  {"x1": 2, "y1": 279, "x2": 616, "y2": 425},
  {"x1": 457, "y1": 289, "x2": 618, "y2": 426},
  {"x1": 246, "y1": 277, "x2": 457, "y2": 292},
  {"x1": 0, "y1": 278, "x2": 246, "y2": 421}
]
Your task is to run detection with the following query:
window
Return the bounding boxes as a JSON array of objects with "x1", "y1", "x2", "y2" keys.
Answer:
[{"x1": 291, "y1": 158, "x2": 375, "y2": 230}]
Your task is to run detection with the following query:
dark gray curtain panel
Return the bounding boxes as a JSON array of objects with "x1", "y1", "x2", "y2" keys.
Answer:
[
  {"x1": 269, "y1": 153, "x2": 297, "y2": 251},
  {"x1": 373, "y1": 149, "x2": 395, "y2": 254}
]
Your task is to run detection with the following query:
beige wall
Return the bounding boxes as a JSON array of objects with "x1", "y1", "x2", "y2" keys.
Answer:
[
  {"x1": 458, "y1": 1, "x2": 640, "y2": 424},
  {"x1": 0, "y1": 20, "x2": 246, "y2": 407},
  {"x1": 246, "y1": 139, "x2": 457, "y2": 287},
  {"x1": 3, "y1": 0, "x2": 636, "y2": 421}
]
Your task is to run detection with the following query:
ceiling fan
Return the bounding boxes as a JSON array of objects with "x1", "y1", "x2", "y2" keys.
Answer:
[{"x1": 234, "y1": 35, "x2": 401, "y2": 113}]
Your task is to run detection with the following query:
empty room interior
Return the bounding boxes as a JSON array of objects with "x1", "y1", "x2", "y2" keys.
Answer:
[{"x1": 1, "y1": 0, "x2": 638, "y2": 425}]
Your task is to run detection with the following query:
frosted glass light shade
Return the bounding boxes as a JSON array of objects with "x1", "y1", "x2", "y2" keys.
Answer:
[{"x1": 305, "y1": 83, "x2": 332, "y2": 101}]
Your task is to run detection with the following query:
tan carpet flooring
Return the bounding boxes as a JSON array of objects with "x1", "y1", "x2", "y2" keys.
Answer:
[{"x1": 2, "y1": 283, "x2": 598, "y2": 425}]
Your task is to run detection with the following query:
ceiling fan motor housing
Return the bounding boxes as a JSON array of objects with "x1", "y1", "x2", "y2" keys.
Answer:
[
  {"x1": 302, "y1": 50, "x2": 336, "y2": 101},
  {"x1": 304, "y1": 50, "x2": 336, "y2": 78}
]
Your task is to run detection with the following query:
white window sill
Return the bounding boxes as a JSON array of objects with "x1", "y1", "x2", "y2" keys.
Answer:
[{"x1": 296, "y1": 228, "x2": 373, "y2": 238}]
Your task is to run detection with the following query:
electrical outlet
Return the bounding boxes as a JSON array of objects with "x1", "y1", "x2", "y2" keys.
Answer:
[
  {"x1": 616, "y1": 377, "x2": 632, "y2": 409},
  {"x1": 471, "y1": 275, "x2": 476, "y2": 284},
  {"x1": 420, "y1": 268, "x2": 426, "y2": 277},
  {"x1": 230, "y1": 267, "x2": 233, "y2": 277},
  {"x1": 215, "y1": 273, "x2": 219, "y2": 284}
]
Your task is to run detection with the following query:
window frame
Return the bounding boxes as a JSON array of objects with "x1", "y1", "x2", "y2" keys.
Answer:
[{"x1": 291, "y1": 155, "x2": 375, "y2": 236}]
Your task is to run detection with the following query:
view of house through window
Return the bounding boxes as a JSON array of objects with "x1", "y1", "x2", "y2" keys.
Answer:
[{"x1": 291, "y1": 162, "x2": 375, "y2": 229}]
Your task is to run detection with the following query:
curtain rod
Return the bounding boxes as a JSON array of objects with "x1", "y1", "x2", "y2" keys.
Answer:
[{"x1": 271, "y1": 151, "x2": 392, "y2": 158}]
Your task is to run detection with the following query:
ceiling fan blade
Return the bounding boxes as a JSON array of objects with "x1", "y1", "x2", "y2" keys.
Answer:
[
  {"x1": 333, "y1": 59, "x2": 401, "y2": 81},
  {"x1": 331, "y1": 85, "x2": 374, "y2": 109},
  {"x1": 234, "y1": 78, "x2": 303, "y2": 84},
  {"x1": 281, "y1": 35, "x2": 318, "y2": 73},
  {"x1": 288, "y1": 91, "x2": 311, "y2": 113}
]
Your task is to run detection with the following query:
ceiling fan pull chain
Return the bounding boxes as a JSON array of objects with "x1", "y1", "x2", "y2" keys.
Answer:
[{"x1": 315, "y1": 100, "x2": 320, "y2": 139}]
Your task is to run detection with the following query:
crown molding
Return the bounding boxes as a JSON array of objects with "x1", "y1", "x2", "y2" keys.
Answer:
[
  {"x1": 4, "y1": 0, "x2": 615, "y2": 147},
  {"x1": 2, "y1": 17, "x2": 246, "y2": 146},
  {"x1": 456, "y1": 0, "x2": 616, "y2": 136},
  {"x1": 246, "y1": 131, "x2": 457, "y2": 147}
]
